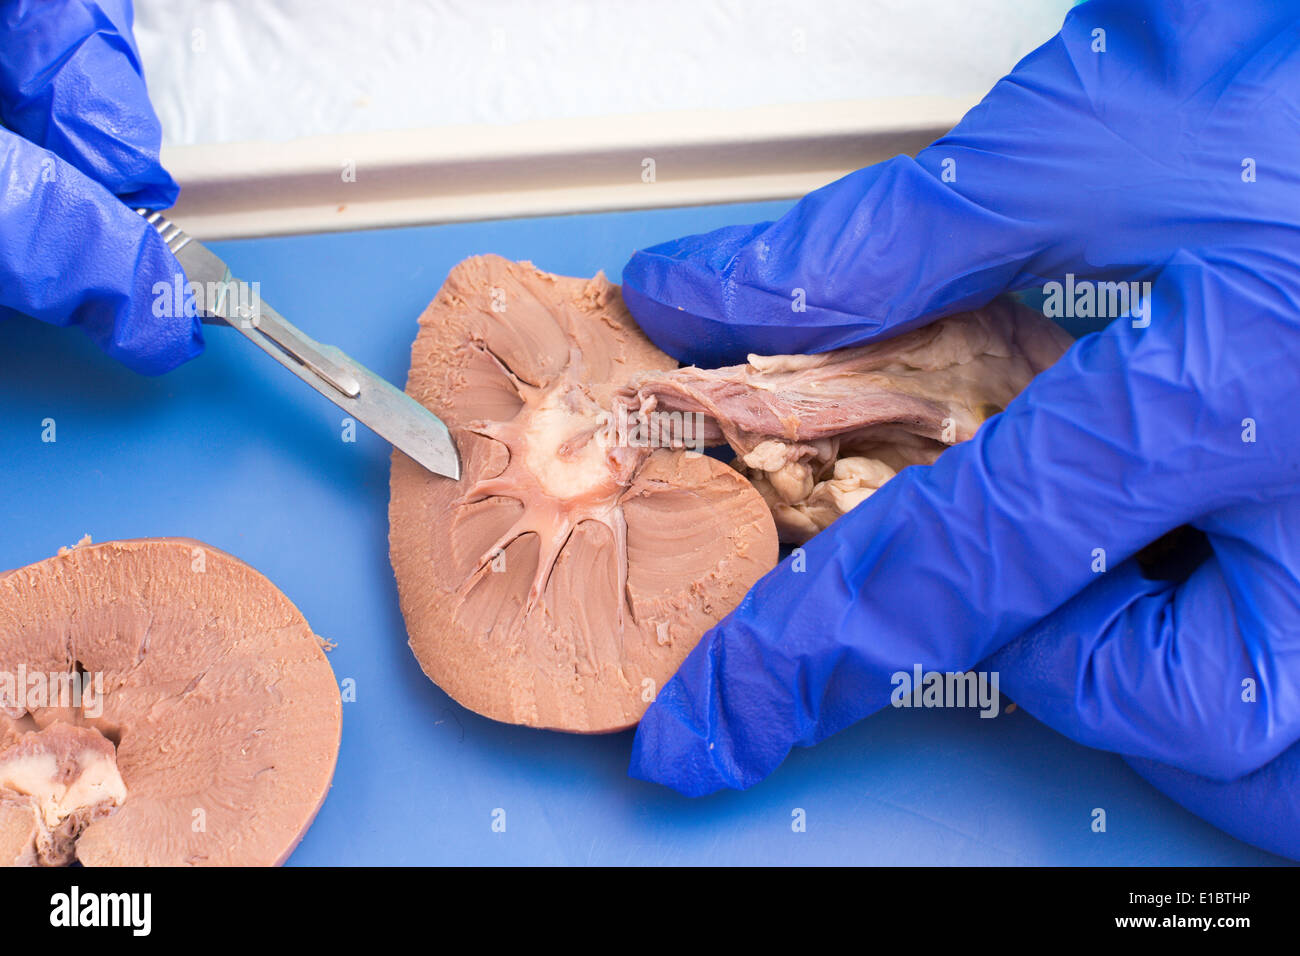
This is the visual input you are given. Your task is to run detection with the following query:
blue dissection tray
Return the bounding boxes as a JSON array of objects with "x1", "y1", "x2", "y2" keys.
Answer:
[{"x1": 0, "y1": 201, "x2": 1289, "y2": 865}]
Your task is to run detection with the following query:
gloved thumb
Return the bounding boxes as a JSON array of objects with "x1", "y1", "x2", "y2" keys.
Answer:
[
  {"x1": 985, "y1": 499, "x2": 1300, "y2": 784},
  {"x1": 1128, "y1": 745, "x2": 1300, "y2": 861},
  {"x1": 0, "y1": 127, "x2": 202, "y2": 375},
  {"x1": 622, "y1": 153, "x2": 1059, "y2": 367}
]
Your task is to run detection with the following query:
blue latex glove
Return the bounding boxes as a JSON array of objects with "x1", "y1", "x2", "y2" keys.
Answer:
[
  {"x1": 0, "y1": 0, "x2": 201, "y2": 374},
  {"x1": 624, "y1": 0, "x2": 1300, "y2": 861}
]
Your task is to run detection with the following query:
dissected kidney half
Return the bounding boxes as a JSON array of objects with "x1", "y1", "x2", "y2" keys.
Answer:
[
  {"x1": 389, "y1": 256, "x2": 778, "y2": 733},
  {"x1": 0, "y1": 538, "x2": 341, "y2": 866}
]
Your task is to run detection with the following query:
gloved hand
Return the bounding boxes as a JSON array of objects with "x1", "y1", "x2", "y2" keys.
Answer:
[
  {"x1": 623, "y1": 0, "x2": 1300, "y2": 861},
  {"x1": 0, "y1": 0, "x2": 201, "y2": 374}
]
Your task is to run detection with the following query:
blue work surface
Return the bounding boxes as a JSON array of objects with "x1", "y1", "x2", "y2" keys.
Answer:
[{"x1": 0, "y1": 201, "x2": 1290, "y2": 866}]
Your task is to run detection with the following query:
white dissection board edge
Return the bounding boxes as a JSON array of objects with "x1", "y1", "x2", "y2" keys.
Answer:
[{"x1": 162, "y1": 96, "x2": 975, "y2": 239}]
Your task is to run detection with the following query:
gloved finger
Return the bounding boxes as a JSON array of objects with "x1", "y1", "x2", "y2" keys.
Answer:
[
  {"x1": 0, "y1": 0, "x2": 178, "y2": 208},
  {"x1": 630, "y1": 253, "x2": 1300, "y2": 795},
  {"x1": 1125, "y1": 744, "x2": 1300, "y2": 862},
  {"x1": 622, "y1": 152, "x2": 1059, "y2": 367},
  {"x1": 985, "y1": 493, "x2": 1300, "y2": 781},
  {"x1": 0, "y1": 125, "x2": 201, "y2": 374},
  {"x1": 621, "y1": 0, "x2": 1299, "y2": 366}
]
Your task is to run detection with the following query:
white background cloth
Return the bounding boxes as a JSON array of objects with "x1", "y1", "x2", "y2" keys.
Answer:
[{"x1": 135, "y1": 0, "x2": 1073, "y2": 147}]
